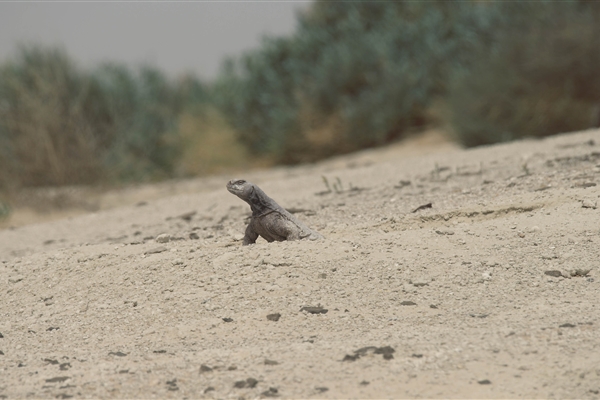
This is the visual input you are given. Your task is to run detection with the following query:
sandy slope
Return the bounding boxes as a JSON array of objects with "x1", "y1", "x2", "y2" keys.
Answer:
[{"x1": 1, "y1": 129, "x2": 600, "y2": 399}]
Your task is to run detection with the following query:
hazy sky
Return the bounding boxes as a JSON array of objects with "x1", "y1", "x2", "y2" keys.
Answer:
[{"x1": 0, "y1": 1, "x2": 309, "y2": 80}]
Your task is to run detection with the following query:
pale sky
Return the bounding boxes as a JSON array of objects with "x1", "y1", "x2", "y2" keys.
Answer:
[{"x1": 0, "y1": 1, "x2": 309, "y2": 80}]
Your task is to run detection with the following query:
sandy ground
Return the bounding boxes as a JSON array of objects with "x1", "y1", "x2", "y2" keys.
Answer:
[{"x1": 1, "y1": 129, "x2": 600, "y2": 399}]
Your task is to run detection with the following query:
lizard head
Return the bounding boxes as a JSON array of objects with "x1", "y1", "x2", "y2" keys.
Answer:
[{"x1": 226, "y1": 178, "x2": 254, "y2": 200}]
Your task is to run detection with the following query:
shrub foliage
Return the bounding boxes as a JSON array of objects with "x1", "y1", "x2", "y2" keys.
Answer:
[{"x1": 0, "y1": 46, "x2": 206, "y2": 189}]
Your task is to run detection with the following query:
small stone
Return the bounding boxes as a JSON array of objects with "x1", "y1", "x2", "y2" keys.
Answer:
[
  {"x1": 400, "y1": 301, "x2": 417, "y2": 306},
  {"x1": 200, "y1": 364, "x2": 213, "y2": 373},
  {"x1": 108, "y1": 351, "x2": 127, "y2": 357},
  {"x1": 8, "y1": 275, "x2": 23, "y2": 284},
  {"x1": 571, "y1": 268, "x2": 592, "y2": 277},
  {"x1": 156, "y1": 234, "x2": 171, "y2": 243},
  {"x1": 435, "y1": 229, "x2": 454, "y2": 235},
  {"x1": 189, "y1": 232, "x2": 200, "y2": 240},
  {"x1": 264, "y1": 359, "x2": 279, "y2": 365},
  {"x1": 360, "y1": 381, "x2": 370, "y2": 386},
  {"x1": 234, "y1": 378, "x2": 258, "y2": 389},
  {"x1": 45, "y1": 376, "x2": 70, "y2": 383},
  {"x1": 315, "y1": 387, "x2": 329, "y2": 393},
  {"x1": 544, "y1": 270, "x2": 562, "y2": 277},
  {"x1": 267, "y1": 313, "x2": 281, "y2": 322},
  {"x1": 478, "y1": 379, "x2": 492, "y2": 385},
  {"x1": 222, "y1": 318, "x2": 233, "y2": 323},
  {"x1": 300, "y1": 306, "x2": 328, "y2": 314},
  {"x1": 411, "y1": 353, "x2": 423, "y2": 358},
  {"x1": 582, "y1": 200, "x2": 597, "y2": 209},
  {"x1": 144, "y1": 246, "x2": 167, "y2": 255},
  {"x1": 233, "y1": 233, "x2": 245, "y2": 241},
  {"x1": 411, "y1": 279, "x2": 429, "y2": 287},
  {"x1": 204, "y1": 387, "x2": 215, "y2": 393},
  {"x1": 59, "y1": 363, "x2": 71, "y2": 371},
  {"x1": 261, "y1": 387, "x2": 279, "y2": 397},
  {"x1": 559, "y1": 323, "x2": 576, "y2": 328}
]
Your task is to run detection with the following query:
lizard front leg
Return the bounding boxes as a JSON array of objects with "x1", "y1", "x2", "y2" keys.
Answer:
[{"x1": 243, "y1": 223, "x2": 259, "y2": 245}]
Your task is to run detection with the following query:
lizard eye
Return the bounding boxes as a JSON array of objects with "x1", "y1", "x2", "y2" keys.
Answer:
[{"x1": 235, "y1": 179, "x2": 246, "y2": 185}]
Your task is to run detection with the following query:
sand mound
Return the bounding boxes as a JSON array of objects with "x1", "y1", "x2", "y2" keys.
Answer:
[{"x1": 1, "y1": 129, "x2": 599, "y2": 398}]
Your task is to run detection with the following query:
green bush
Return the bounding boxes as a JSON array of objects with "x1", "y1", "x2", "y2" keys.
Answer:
[
  {"x1": 215, "y1": 1, "x2": 476, "y2": 163},
  {"x1": 448, "y1": 2, "x2": 600, "y2": 146},
  {"x1": 0, "y1": 46, "x2": 202, "y2": 189}
]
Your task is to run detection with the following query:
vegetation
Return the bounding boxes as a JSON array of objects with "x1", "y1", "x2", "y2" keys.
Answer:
[{"x1": 1, "y1": 1, "x2": 600, "y2": 196}]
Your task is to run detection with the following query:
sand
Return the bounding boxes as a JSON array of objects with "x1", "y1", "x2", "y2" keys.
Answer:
[{"x1": 1, "y1": 129, "x2": 599, "y2": 399}]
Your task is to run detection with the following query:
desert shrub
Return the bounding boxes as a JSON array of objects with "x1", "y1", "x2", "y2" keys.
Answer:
[
  {"x1": 0, "y1": 47, "x2": 104, "y2": 187},
  {"x1": 448, "y1": 2, "x2": 600, "y2": 146},
  {"x1": 215, "y1": 1, "x2": 477, "y2": 163},
  {"x1": 0, "y1": 46, "x2": 196, "y2": 189}
]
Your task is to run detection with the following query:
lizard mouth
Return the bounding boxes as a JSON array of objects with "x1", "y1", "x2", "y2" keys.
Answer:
[{"x1": 226, "y1": 179, "x2": 247, "y2": 194}]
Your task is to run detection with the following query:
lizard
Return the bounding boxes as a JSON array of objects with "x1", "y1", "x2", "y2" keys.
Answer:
[{"x1": 226, "y1": 179, "x2": 323, "y2": 245}]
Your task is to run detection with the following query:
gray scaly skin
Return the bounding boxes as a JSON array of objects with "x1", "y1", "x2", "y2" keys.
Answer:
[{"x1": 226, "y1": 179, "x2": 323, "y2": 245}]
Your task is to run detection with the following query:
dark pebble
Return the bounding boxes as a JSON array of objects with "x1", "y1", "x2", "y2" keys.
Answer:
[
  {"x1": 189, "y1": 232, "x2": 200, "y2": 240},
  {"x1": 166, "y1": 379, "x2": 178, "y2": 390},
  {"x1": 430, "y1": 304, "x2": 438, "y2": 309},
  {"x1": 234, "y1": 381, "x2": 246, "y2": 389},
  {"x1": 559, "y1": 323, "x2": 576, "y2": 328},
  {"x1": 264, "y1": 359, "x2": 279, "y2": 366},
  {"x1": 360, "y1": 381, "x2": 370, "y2": 386},
  {"x1": 400, "y1": 301, "x2": 417, "y2": 306},
  {"x1": 315, "y1": 387, "x2": 329, "y2": 393},
  {"x1": 470, "y1": 314, "x2": 488, "y2": 318},
  {"x1": 0, "y1": 350, "x2": 4, "y2": 355},
  {"x1": 478, "y1": 379, "x2": 492, "y2": 385},
  {"x1": 108, "y1": 351, "x2": 127, "y2": 357},
  {"x1": 44, "y1": 359, "x2": 59, "y2": 365},
  {"x1": 300, "y1": 306, "x2": 328, "y2": 314},
  {"x1": 342, "y1": 354, "x2": 359, "y2": 362},
  {"x1": 18, "y1": 363, "x2": 25, "y2": 367},
  {"x1": 234, "y1": 378, "x2": 258, "y2": 389},
  {"x1": 45, "y1": 377, "x2": 70, "y2": 383},
  {"x1": 153, "y1": 350, "x2": 166, "y2": 354},
  {"x1": 47, "y1": 327, "x2": 59, "y2": 331},
  {"x1": 374, "y1": 346, "x2": 395, "y2": 359},
  {"x1": 0, "y1": 332, "x2": 4, "y2": 338},
  {"x1": 261, "y1": 387, "x2": 279, "y2": 397},
  {"x1": 59, "y1": 363, "x2": 71, "y2": 371},
  {"x1": 267, "y1": 313, "x2": 281, "y2": 322},
  {"x1": 119, "y1": 370, "x2": 129, "y2": 374},
  {"x1": 204, "y1": 387, "x2": 215, "y2": 393},
  {"x1": 246, "y1": 378, "x2": 258, "y2": 388},
  {"x1": 411, "y1": 354, "x2": 423, "y2": 358},
  {"x1": 222, "y1": 317, "x2": 234, "y2": 323},
  {"x1": 200, "y1": 364, "x2": 213, "y2": 373},
  {"x1": 544, "y1": 270, "x2": 562, "y2": 277},
  {"x1": 228, "y1": 365, "x2": 237, "y2": 371}
]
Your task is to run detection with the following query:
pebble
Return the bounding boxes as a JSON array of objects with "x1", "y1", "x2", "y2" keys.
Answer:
[
  {"x1": 300, "y1": 306, "x2": 328, "y2": 314},
  {"x1": 582, "y1": 200, "x2": 597, "y2": 209},
  {"x1": 544, "y1": 270, "x2": 562, "y2": 277},
  {"x1": 156, "y1": 234, "x2": 171, "y2": 243},
  {"x1": 145, "y1": 246, "x2": 167, "y2": 255},
  {"x1": 267, "y1": 313, "x2": 281, "y2": 321}
]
